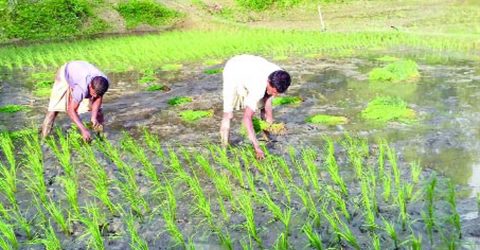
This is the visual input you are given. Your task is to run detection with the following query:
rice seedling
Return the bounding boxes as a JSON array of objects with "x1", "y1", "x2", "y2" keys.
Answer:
[
  {"x1": 258, "y1": 190, "x2": 291, "y2": 233},
  {"x1": 273, "y1": 232, "x2": 289, "y2": 250},
  {"x1": 275, "y1": 157, "x2": 292, "y2": 182},
  {"x1": 410, "y1": 160, "x2": 422, "y2": 185},
  {"x1": 382, "y1": 171, "x2": 392, "y2": 203},
  {"x1": 292, "y1": 184, "x2": 317, "y2": 220},
  {"x1": 302, "y1": 148, "x2": 321, "y2": 193},
  {"x1": 326, "y1": 186, "x2": 350, "y2": 222},
  {"x1": 324, "y1": 138, "x2": 348, "y2": 197},
  {"x1": 0, "y1": 104, "x2": 28, "y2": 113},
  {"x1": 0, "y1": 162, "x2": 18, "y2": 208},
  {"x1": 43, "y1": 198, "x2": 72, "y2": 235},
  {"x1": 361, "y1": 96, "x2": 416, "y2": 123},
  {"x1": 272, "y1": 96, "x2": 303, "y2": 106},
  {"x1": 125, "y1": 214, "x2": 149, "y2": 250},
  {"x1": 382, "y1": 217, "x2": 399, "y2": 249},
  {"x1": 167, "y1": 96, "x2": 192, "y2": 106},
  {"x1": 0, "y1": 202, "x2": 10, "y2": 220},
  {"x1": 79, "y1": 204, "x2": 105, "y2": 250},
  {"x1": 60, "y1": 176, "x2": 80, "y2": 218},
  {"x1": 12, "y1": 209, "x2": 33, "y2": 239},
  {"x1": 302, "y1": 222, "x2": 324, "y2": 250},
  {"x1": 217, "y1": 196, "x2": 230, "y2": 222},
  {"x1": 322, "y1": 207, "x2": 340, "y2": 243},
  {"x1": 424, "y1": 176, "x2": 437, "y2": 244},
  {"x1": 39, "y1": 222, "x2": 62, "y2": 250},
  {"x1": 75, "y1": 143, "x2": 115, "y2": 213},
  {"x1": 366, "y1": 165, "x2": 378, "y2": 214},
  {"x1": 139, "y1": 69, "x2": 157, "y2": 84},
  {"x1": 336, "y1": 216, "x2": 361, "y2": 250},
  {"x1": 0, "y1": 219, "x2": 18, "y2": 249},
  {"x1": 396, "y1": 183, "x2": 408, "y2": 231},
  {"x1": 386, "y1": 145, "x2": 401, "y2": 191},
  {"x1": 143, "y1": 129, "x2": 165, "y2": 162},
  {"x1": 163, "y1": 180, "x2": 178, "y2": 221},
  {"x1": 237, "y1": 193, "x2": 261, "y2": 244},
  {"x1": 368, "y1": 59, "x2": 420, "y2": 82},
  {"x1": 22, "y1": 134, "x2": 47, "y2": 203},
  {"x1": 410, "y1": 233, "x2": 422, "y2": 250},
  {"x1": 306, "y1": 114, "x2": 348, "y2": 126},
  {"x1": 447, "y1": 182, "x2": 462, "y2": 239},
  {"x1": 97, "y1": 140, "x2": 149, "y2": 215},
  {"x1": 360, "y1": 178, "x2": 376, "y2": 230},
  {"x1": 377, "y1": 140, "x2": 385, "y2": 180},
  {"x1": 215, "y1": 229, "x2": 233, "y2": 250},
  {"x1": 121, "y1": 132, "x2": 160, "y2": 184},
  {"x1": 187, "y1": 174, "x2": 214, "y2": 227},
  {"x1": 289, "y1": 147, "x2": 310, "y2": 188},
  {"x1": 372, "y1": 233, "x2": 381, "y2": 250},
  {"x1": 180, "y1": 110, "x2": 214, "y2": 123},
  {"x1": 244, "y1": 165, "x2": 257, "y2": 198},
  {"x1": 266, "y1": 164, "x2": 291, "y2": 204},
  {"x1": 47, "y1": 129, "x2": 74, "y2": 177},
  {"x1": 161, "y1": 206, "x2": 185, "y2": 247}
]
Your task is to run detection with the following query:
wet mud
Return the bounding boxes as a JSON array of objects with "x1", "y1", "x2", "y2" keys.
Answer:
[{"x1": 1, "y1": 56, "x2": 480, "y2": 248}]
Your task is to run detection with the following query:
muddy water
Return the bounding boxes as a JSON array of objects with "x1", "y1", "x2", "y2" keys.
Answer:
[{"x1": 2, "y1": 58, "x2": 480, "y2": 189}]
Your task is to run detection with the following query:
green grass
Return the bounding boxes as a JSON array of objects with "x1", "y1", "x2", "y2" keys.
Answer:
[
  {"x1": 0, "y1": 28, "x2": 478, "y2": 72},
  {"x1": 161, "y1": 64, "x2": 183, "y2": 71},
  {"x1": 272, "y1": 96, "x2": 303, "y2": 106},
  {"x1": 179, "y1": 110, "x2": 213, "y2": 123},
  {"x1": 369, "y1": 59, "x2": 420, "y2": 82},
  {"x1": 0, "y1": 105, "x2": 28, "y2": 113},
  {"x1": 115, "y1": 0, "x2": 181, "y2": 29},
  {"x1": 361, "y1": 96, "x2": 416, "y2": 123},
  {"x1": 306, "y1": 114, "x2": 348, "y2": 126}
]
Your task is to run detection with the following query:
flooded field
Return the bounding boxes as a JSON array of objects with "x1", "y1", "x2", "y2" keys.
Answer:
[{"x1": 1, "y1": 55, "x2": 480, "y2": 248}]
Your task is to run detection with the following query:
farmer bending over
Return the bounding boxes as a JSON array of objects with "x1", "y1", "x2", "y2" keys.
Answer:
[
  {"x1": 220, "y1": 55, "x2": 291, "y2": 159},
  {"x1": 41, "y1": 61, "x2": 109, "y2": 142}
]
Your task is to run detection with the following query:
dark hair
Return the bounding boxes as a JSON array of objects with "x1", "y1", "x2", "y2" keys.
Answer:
[
  {"x1": 91, "y1": 76, "x2": 109, "y2": 96},
  {"x1": 268, "y1": 70, "x2": 291, "y2": 93}
]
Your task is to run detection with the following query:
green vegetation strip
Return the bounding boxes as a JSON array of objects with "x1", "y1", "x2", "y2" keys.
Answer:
[
  {"x1": 361, "y1": 96, "x2": 415, "y2": 123},
  {"x1": 306, "y1": 114, "x2": 348, "y2": 126},
  {"x1": 0, "y1": 28, "x2": 478, "y2": 72}
]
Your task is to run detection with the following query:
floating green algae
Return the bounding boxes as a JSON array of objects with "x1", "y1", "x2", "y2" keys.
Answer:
[
  {"x1": 180, "y1": 110, "x2": 213, "y2": 123},
  {"x1": 306, "y1": 114, "x2": 348, "y2": 126},
  {"x1": 168, "y1": 96, "x2": 192, "y2": 106},
  {"x1": 369, "y1": 59, "x2": 420, "y2": 82},
  {"x1": 0, "y1": 105, "x2": 29, "y2": 113},
  {"x1": 361, "y1": 96, "x2": 416, "y2": 123},
  {"x1": 272, "y1": 96, "x2": 303, "y2": 106}
]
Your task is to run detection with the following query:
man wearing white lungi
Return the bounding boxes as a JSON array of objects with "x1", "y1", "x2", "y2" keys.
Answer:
[
  {"x1": 220, "y1": 55, "x2": 291, "y2": 159},
  {"x1": 41, "y1": 61, "x2": 109, "y2": 142}
]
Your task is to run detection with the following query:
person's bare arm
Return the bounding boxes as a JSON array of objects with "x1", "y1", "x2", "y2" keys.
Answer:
[
  {"x1": 90, "y1": 96, "x2": 103, "y2": 126},
  {"x1": 243, "y1": 106, "x2": 264, "y2": 159},
  {"x1": 67, "y1": 98, "x2": 91, "y2": 141},
  {"x1": 263, "y1": 95, "x2": 274, "y2": 124}
]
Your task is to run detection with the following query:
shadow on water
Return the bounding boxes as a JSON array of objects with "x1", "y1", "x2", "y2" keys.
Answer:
[{"x1": 2, "y1": 56, "x2": 480, "y2": 196}]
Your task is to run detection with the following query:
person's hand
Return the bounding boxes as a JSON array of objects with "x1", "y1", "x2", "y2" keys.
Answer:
[
  {"x1": 91, "y1": 118, "x2": 104, "y2": 133},
  {"x1": 255, "y1": 148, "x2": 265, "y2": 160},
  {"x1": 80, "y1": 129, "x2": 92, "y2": 142}
]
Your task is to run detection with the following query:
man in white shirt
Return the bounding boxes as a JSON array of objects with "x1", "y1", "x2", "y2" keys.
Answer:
[{"x1": 220, "y1": 55, "x2": 291, "y2": 159}]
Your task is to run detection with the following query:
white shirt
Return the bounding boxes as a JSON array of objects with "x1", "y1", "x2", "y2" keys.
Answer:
[{"x1": 223, "y1": 55, "x2": 281, "y2": 112}]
